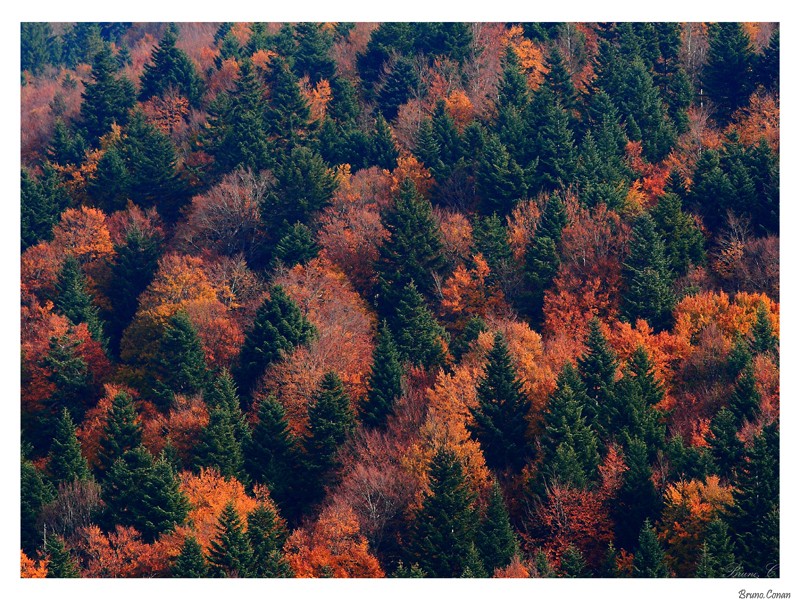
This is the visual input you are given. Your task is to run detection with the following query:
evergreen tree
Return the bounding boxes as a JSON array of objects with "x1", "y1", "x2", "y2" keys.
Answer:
[
  {"x1": 79, "y1": 43, "x2": 136, "y2": 144},
  {"x1": 40, "y1": 332, "x2": 92, "y2": 435},
  {"x1": 247, "y1": 504, "x2": 293, "y2": 577},
  {"x1": 273, "y1": 221, "x2": 319, "y2": 267},
  {"x1": 293, "y1": 22, "x2": 335, "y2": 85},
  {"x1": 375, "y1": 178, "x2": 446, "y2": 310},
  {"x1": 664, "y1": 434, "x2": 713, "y2": 483},
  {"x1": 461, "y1": 543, "x2": 488, "y2": 578},
  {"x1": 44, "y1": 535, "x2": 79, "y2": 578},
  {"x1": 532, "y1": 99, "x2": 577, "y2": 193},
  {"x1": 621, "y1": 213, "x2": 676, "y2": 332},
  {"x1": 751, "y1": 301, "x2": 778, "y2": 357},
  {"x1": 730, "y1": 361, "x2": 761, "y2": 426},
  {"x1": 88, "y1": 144, "x2": 130, "y2": 212},
  {"x1": 543, "y1": 47, "x2": 578, "y2": 122},
  {"x1": 614, "y1": 437, "x2": 662, "y2": 551},
  {"x1": 497, "y1": 46, "x2": 529, "y2": 112},
  {"x1": 245, "y1": 395, "x2": 300, "y2": 511},
  {"x1": 697, "y1": 518, "x2": 737, "y2": 577},
  {"x1": 377, "y1": 55, "x2": 419, "y2": 121},
  {"x1": 302, "y1": 372, "x2": 356, "y2": 506},
  {"x1": 560, "y1": 545, "x2": 588, "y2": 577},
  {"x1": 21, "y1": 165, "x2": 69, "y2": 251},
  {"x1": 577, "y1": 318, "x2": 618, "y2": 434},
  {"x1": 704, "y1": 22, "x2": 756, "y2": 124},
  {"x1": 151, "y1": 311, "x2": 209, "y2": 409},
  {"x1": 450, "y1": 316, "x2": 488, "y2": 364},
  {"x1": 726, "y1": 422, "x2": 779, "y2": 577},
  {"x1": 469, "y1": 333, "x2": 531, "y2": 472},
  {"x1": 172, "y1": 536, "x2": 208, "y2": 578},
  {"x1": 235, "y1": 286, "x2": 316, "y2": 397},
  {"x1": 758, "y1": 27, "x2": 779, "y2": 92},
  {"x1": 264, "y1": 57, "x2": 312, "y2": 147},
  {"x1": 103, "y1": 446, "x2": 188, "y2": 543},
  {"x1": 208, "y1": 502, "x2": 254, "y2": 578},
  {"x1": 633, "y1": 519, "x2": 669, "y2": 577},
  {"x1": 708, "y1": 407, "x2": 745, "y2": 481},
  {"x1": 477, "y1": 482, "x2": 519, "y2": 573},
  {"x1": 407, "y1": 448, "x2": 480, "y2": 578},
  {"x1": 472, "y1": 213, "x2": 514, "y2": 289},
  {"x1": 139, "y1": 23, "x2": 204, "y2": 106},
  {"x1": 205, "y1": 59, "x2": 272, "y2": 173},
  {"x1": 533, "y1": 549, "x2": 556, "y2": 577},
  {"x1": 362, "y1": 321, "x2": 404, "y2": 429},
  {"x1": 98, "y1": 391, "x2": 142, "y2": 475},
  {"x1": 651, "y1": 192, "x2": 706, "y2": 277},
  {"x1": 539, "y1": 363, "x2": 600, "y2": 490},
  {"x1": 371, "y1": 113, "x2": 399, "y2": 170},
  {"x1": 21, "y1": 458, "x2": 55, "y2": 554},
  {"x1": 54, "y1": 255, "x2": 107, "y2": 347},
  {"x1": 521, "y1": 234, "x2": 559, "y2": 324},
  {"x1": 600, "y1": 542, "x2": 620, "y2": 577},
  {"x1": 195, "y1": 405, "x2": 247, "y2": 483},
  {"x1": 21, "y1": 22, "x2": 59, "y2": 75},
  {"x1": 47, "y1": 408, "x2": 90, "y2": 486},
  {"x1": 476, "y1": 134, "x2": 528, "y2": 216},
  {"x1": 389, "y1": 281, "x2": 448, "y2": 370},
  {"x1": 214, "y1": 30, "x2": 242, "y2": 68}
]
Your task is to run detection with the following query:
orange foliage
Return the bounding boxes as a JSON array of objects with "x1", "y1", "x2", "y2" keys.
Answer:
[
  {"x1": 506, "y1": 199, "x2": 541, "y2": 261},
  {"x1": 440, "y1": 254, "x2": 506, "y2": 331},
  {"x1": 300, "y1": 77, "x2": 332, "y2": 122},
  {"x1": 435, "y1": 208, "x2": 473, "y2": 267},
  {"x1": 21, "y1": 241, "x2": 63, "y2": 302},
  {"x1": 504, "y1": 25, "x2": 546, "y2": 91},
  {"x1": 141, "y1": 394, "x2": 209, "y2": 462},
  {"x1": 106, "y1": 203, "x2": 164, "y2": 248},
  {"x1": 727, "y1": 92, "x2": 780, "y2": 152},
  {"x1": 444, "y1": 90, "x2": 475, "y2": 131},
  {"x1": 673, "y1": 291, "x2": 779, "y2": 345},
  {"x1": 494, "y1": 556, "x2": 531, "y2": 578},
  {"x1": 262, "y1": 258, "x2": 374, "y2": 434},
  {"x1": 76, "y1": 385, "x2": 137, "y2": 469},
  {"x1": 389, "y1": 154, "x2": 434, "y2": 198},
  {"x1": 78, "y1": 525, "x2": 173, "y2": 577},
  {"x1": 285, "y1": 501, "x2": 384, "y2": 578},
  {"x1": 20, "y1": 551, "x2": 48, "y2": 578},
  {"x1": 177, "y1": 469, "x2": 257, "y2": 551},
  {"x1": 52, "y1": 206, "x2": 115, "y2": 265},
  {"x1": 141, "y1": 91, "x2": 190, "y2": 137}
]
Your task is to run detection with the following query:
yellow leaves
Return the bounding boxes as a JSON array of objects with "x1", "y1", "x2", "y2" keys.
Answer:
[
  {"x1": 300, "y1": 76, "x2": 333, "y2": 122},
  {"x1": 440, "y1": 254, "x2": 505, "y2": 331},
  {"x1": 444, "y1": 89, "x2": 475, "y2": 131},
  {"x1": 673, "y1": 290, "x2": 780, "y2": 345},
  {"x1": 52, "y1": 206, "x2": 115, "y2": 265},
  {"x1": 504, "y1": 25, "x2": 546, "y2": 90},
  {"x1": 727, "y1": 92, "x2": 780, "y2": 152},
  {"x1": 20, "y1": 551, "x2": 47, "y2": 578},
  {"x1": 389, "y1": 154, "x2": 434, "y2": 198}
]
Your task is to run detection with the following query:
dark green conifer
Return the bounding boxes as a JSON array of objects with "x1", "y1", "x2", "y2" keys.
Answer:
[
  {"x1": 139, "y1": 24, "x2": 204, "y2": 106},
  {"x1": 47, "y1": 408, "x2": 90, "y2": 486},
  {"x1": 273, "y1": 222, "x2": 319, "y2": 267},
  {"x1": 292, "y1": 22, "x2": 335, "y2": 84},
  {"x1": 389, "y1": 282, "x2": 448, "y2": 370},
  {"x1": 730, "y1": 361, "x2": 761, "y2": 425},
  {"x1": 577, "y1": 318, "x2": 618, "y2": 434},
  {"x1": 704, "y1": 23, "x2": 756, "y2": 124},
  {"x1": 21, "y1": 166, "x2": 69, "y2": 251},
  {"x1": 633, "y1": 519, "x2": 669, "y2": 577},
  {"x1": 44, "y1": 535, "x2": 79, "y2": 578},
  {"x1": 377, "y1": 55, "x2": 419, "y2": 121},
  {"x1": 79, "y1": 43, "x2": 136, "y2": 144},
  {"x1": 651, "y1": 192, "x2": 706, "y2": 277},
  {"x1": 476, "y1": 134, "x2": 528, "y2": 216},
  {"x1": 247, "y1": 504, "x2": 293, "y2": 577},
  {"x1": 172, "y1": 536, "x2": 208, "y2": 578},
  {"x1": 751, "y1": 301, "x2": 778, "y2": 356},
  {"x1": 708, "y1": 407, "x2": 745, "y2": 480},
  {"x1": 560, "y1": 545, "x2": 588, "y2": 577},
  {"x1": 151, "y1": 311, "x2": 209, "y2": 409},
  {"x1": 758, "y1": 27, "x2": 779, "y2": 92},
  {"x1": 469, "y1": 333, "x2": 531, "y2": 472},
  {"x1": 362, "y1": 322, "x2": 404, "y2": 429},
  {"x1": 697, "y1": 518, "x2": 737, "y2": 577},
  {"x1": 265, "y1": 56, "x2": 312, "y2": 147},
  {"x1": 613, "y1": 437, "x2": 662, "y2": 551},
  {"x1": 21, "y1": 458, "x2": 55, "y2": 554},
  {"x1": 208, "y1": 502, "x2": 254, "y2": 578},
  {"x1": 477, "y1": 482, "x2": 519, "y2": 573},
  {"x1": 54, "y1": 255, "x2": 107, "y2": 348},
  {"x1": 371, "y1": 113, "x2": 399, "y2": 170},
  {"x1": 98, "y1": 391, "x2": 142, "y2": 474}
]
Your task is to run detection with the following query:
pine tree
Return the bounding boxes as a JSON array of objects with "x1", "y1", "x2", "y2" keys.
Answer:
[
  {"x1": 245, "y1": 396, "x2": 300, "y2": 511},
  {"x1": 532, "y1": 100, "x2": 577, "y2": 193},
  {"x1": 407, "y1": 448, "x2": 480, "y2": 578},
  {"x1": 704, "y1": 23, "x2": 756, "y2": 124},
  {"x1": 247, "y1": 504, "x2": 293, "y2": 577},
  {"x1": 21, "y1": 165, "x2": 69, "y2": 251},
  {"x1": 633, "y1": 519, "x2": 669, "y2": 577},
  {"x1": 497, "y1": 46, "x2": 529, "y2": 112},
  {"x1": 377, "y1": 55, "x2": 419, "y2": 121},
  {"x1": 751, "y1": 301, "x2": 778, "y2": 357},
  {"x1": 293, "y1": 22, "x2": 335, "y2": 85},
  {"x1": 543, "y1": 47, "x2": 578, "y2": 124},
  {"x1": 651, "y1": 192, "x2": 706, "y2": 277},
  {"x1": 98, "y1": 391, "x2": 142, "y2": 474},
  {"x1": 44, "y1": 535, "x2": 79, "y2": 578},
  {"x1": 173, "y1": 536, "x2": 209, "y2": 578},
  {"x1": 621, "y1": 213, "x2": 676, "y2": 332},
  {"x1": 21, "y1": 22, "x2": 58, "y2": 76},
  {"x1": 273, "y1": 222, "x2": 319, "y2": 267},
  {"x1": 726, "y1": 422, "x2": 779, "y2": 577},
  {"x1": 21, "y1": 458, "x2": 55, "y2": 554},
  {"x1": 139, "y1": 23, "x2": 204, "y2": 107},
  {"x1": 758, "y1": 27, "x2": 779, "y2": 92},
  {"x1": 302, "y1": 372, "x2": 356, "y2": 506},
  {"x1": 469, "y1": 333, "x2": 531, "y2": 472},
  {"x1": 54, "y1": 256, "x2": 107, "y2": 348},
  {"x1": 362, "y1": 321, "x2": 404, "y2": 429},
  {"x1": 477, "y1": 482, "x2": 519, "y2": 573},
  {"x1": 577, "y1": 318, "x2": 618, "y2": 435},
  {"x1": 533, "y1": 549, "x2": 556, "y2": 577},
  {"x1": 539, "y1": 363, "x2": 600, "y2": 490},
  {"x1": 708, "y1": 407, "x2": 745, "y2": 481},
  {"x1": 47, "y1": 408, "x2": 90, "y2": 486},
  {"x1": 600, "y1": 541, "x2": 620, "y2": 577},
  {"x1": 521, "y1": 235, "x2": 559, "y2": 324},
  {"x1": 79, "y1": 43, "x2": 136, "y2": 144},
  {"x1": 560, "y1": 545, "x2": 588, "y2": 577},
  {"x1": 431, "y1": 99, "x2": 463, "y2": 175},
  {"x1": 264, "y1": 57, "x2": 312, "y2": 147},
  {"x1": 151, "y1": 311, "x2": 209, "y2": 409},
  {"x1": 461, "y1": 543, "x2": 488, "y2": 578},
  {"x1": 208, "y1": 502, "x2": 254, "y2": 578},
  {"x1": 375, "y1": 178, "x2": 446, "y2": 310},
  {"x1": 371, "y1": 113, "x2": 399, "y2": 170},
  {"x1": 88, "y1": 144, "x2": 130, "y2": 213},
  {"x1": 472, "y1": 213, "x2": 514, "y2": 288},
  {"x1": 613, "y1": 436, "x2": 662, "y2": 551},
  {"x1": 699, "y1": 518, "x2": 738, "y2": 577},
  {"x1": 195, "y1": 406, "x2": 247, "y2": 483},
  {"x1": 235, "y1": 286, "x2": 316, "y2": 397},
  {"x1": 476, "y1": 133, "x2": 528, "y2": 216},
  {"x1": 389, "y1": 281, "x2": 448, "y2": 370},
  {"x1": 214, "y1": 30, "x2": 242, "y2": 68}
]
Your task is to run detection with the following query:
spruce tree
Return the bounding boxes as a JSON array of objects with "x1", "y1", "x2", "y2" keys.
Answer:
[
  {"x1": 21, "y1": 458, "x2": 55, "y2": 554},
  {"x1": 194, "y1": 406, "x2": 247, "y2": 483},
  {"x1": 621, "y1": 213, "x2": 676, "y2": 332},
  {"x1": 264, "y1": 57, "x2": 312, "y2": 147},
  {"x1": 600, "y1": 542, "x2": 620, "y2": 577},
  {"x1": 362, "y1": 321, "x2": 404, "y2": 429},
  {"x1": 208, "y1": 502, "x2": 254, "y2": 578},
  {"x1": 54, "y1": 256, "x2": 107, "y2": 348},
  {"x1": 407, "y1": 448, "x2": 480, "y2": 578},
  {"x1": 708, "y1": 407, "x2": 745, "y2": 481},
  {"x1": 377, "y1": 55, "x2": 419, "y2": 121},
  {"x1": 613, "y1": 436, "x2": 662, "y2": 551},
  {"x1": 245, "y1": 396, "x2": 300, "y2": 511},
  {"x1": 273, "y1": 221, "x2": 319, "y2": 267},
  {"x1": 497, "y1": 46, "x2": 529, "y2": 112},
  {"x1": 44, "y1": 535, "x2": 79, "y2": 578},
  {"x1": 47, "y1": 408, "x2": 90, "y2": 486},
  {"x1": 521, "y1": 235, "x2": 559, "y2": 324},
  {"x1": 577, "y1": 318, "x2": 618, "y2": 435},
  {"x1": 651, "y1": 192, "x2": 706, "y2": 277},
  {"x1": 698, "y1": 518, "x2": 738, "y2": 577},
  {"x1": 477, "y1": 482, "x2": 519, "y2": 573},
  {"x1": 235, "y1": 286, "x2": 316, "y2": 397},
  {"x1": 371, "y1": 113, "x2": 399, "y2": 170},
  {"x1": 533, "y1": 549, "x2": 556, "y2": 577},
  {"x1": 375, "y1": 178, "x2": 446, "y2": 310},
  {"x1": 98, "y1": 391, "x2": 142, "y2": 475},
  {"x1": 139, "y1": 23, "x2": 204, "y2": 107},
  {"x1": 172, "y1": 536, "x2": 209, "y2": 578},
  {"x1": 469, "y1": 333, "x2": 531, "y2": 472},
  {"x1": 450, "y1": 316, "x2": 488, "y2": 363},
  {"x1": 389, "y1": 281, "x2": 448, "y2": 370},
  {"x1": 21, "y1": 166, "x2": 69, "y2": 251},
  {"x1": 560, "y1": 545, "x2": 588, "y2": 577},
  {"x1": 758, "y1": 27, "x2": 779, "y2": 92},
  {"x1": 726, "y1": 422, "x2": 779, "y2": 577},
  {"x1": 543, "y1": 47, "x2": 578, "y2": 124},
  {"x1": 151, "y1": 311, "x2": 209, "y2": 409},
  {"x1": 730, "y1": 361, "x2": 761, "y2": 426},
  {"x1": 302, "y1": 372, "x2": 356, "y2": 506},
  {"x1": 633, "y1": 519, "x2": 669, "y2": 577},
  {"x1": 247, "y1": 504, "x2": 293, "y2": 577},
  {"x1": 751, "y1": 301, "x2": 778, "y2": 357},
  {"x1": 476, "y1": 134, "x2": 528, "y2": 216},
  {"x1": 461, "y1": 543, "x2": 488, "y2": 578},
  {"x1": 532, "y1": 100, "x2": 577, "y2": 193},
  {"x1": 472, "y1": 213, "x2": 514, "y2": 289},
  {"x1": 79, "y1": 43, "x2": 136, "y2": 144},
  {"x1": 88, "y1": 144, "x2": 130, "y2": 212},
  {"x1": 293, "y1": 22, "x2": 335, "y2": 84},
  {"x1": 704, "y1": 22, "x2": 756, "y2": 124}
]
